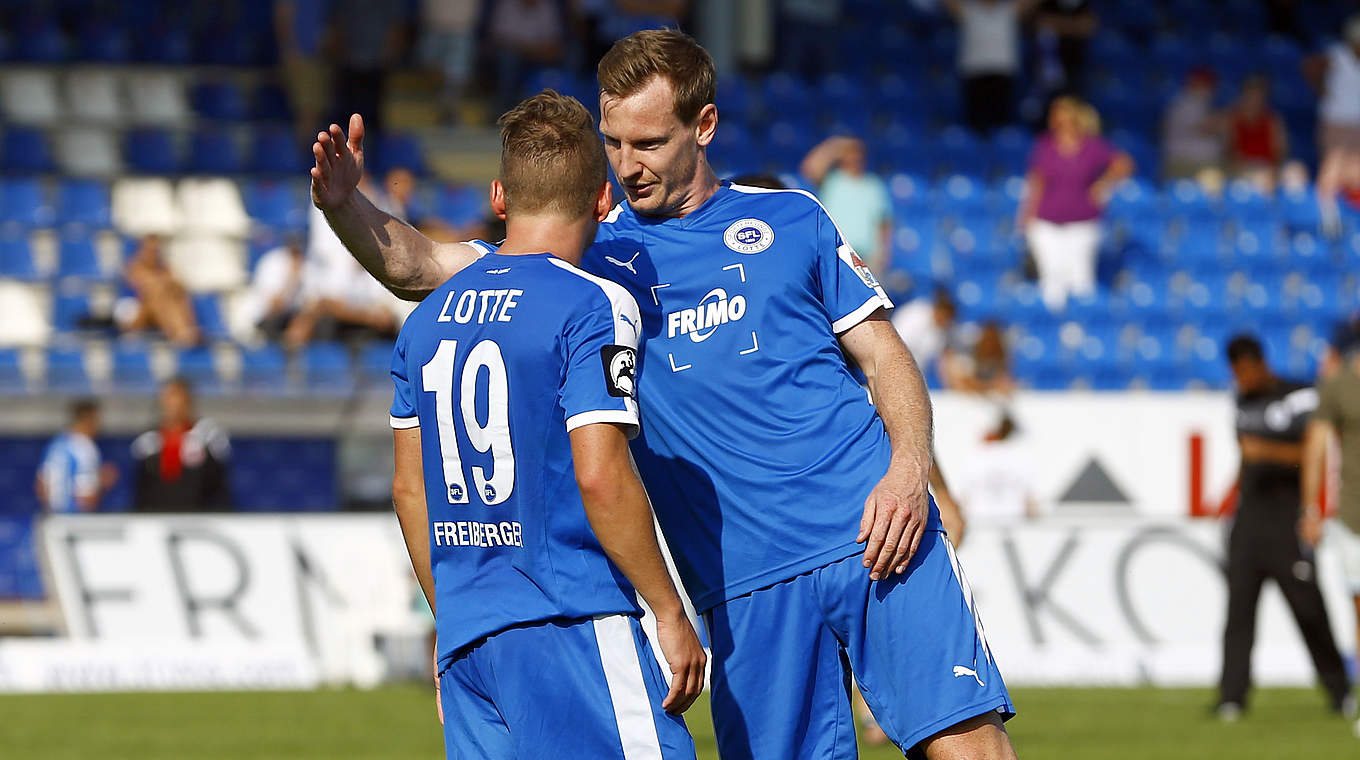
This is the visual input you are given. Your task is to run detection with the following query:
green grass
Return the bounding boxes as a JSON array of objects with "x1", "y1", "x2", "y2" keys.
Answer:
[{"x1": 0, "y1": 686, "x2": 1354, "y2": 759}]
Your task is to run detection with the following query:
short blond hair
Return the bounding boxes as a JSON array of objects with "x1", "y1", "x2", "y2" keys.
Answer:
[
  {"x1": 597, "y1": 28, "x2": 716, "y2": 124},
  {"x1": 496, "y1": 90, "x2": 607, "y2": 218}
]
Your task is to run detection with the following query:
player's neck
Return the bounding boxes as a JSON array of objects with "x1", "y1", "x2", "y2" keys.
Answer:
[
  {"x1": 497, "y1": 214, "x2": 595, "y2": 266},
  {"x1": 655, "y1": 160, "x2": 722, "y2": 219}
]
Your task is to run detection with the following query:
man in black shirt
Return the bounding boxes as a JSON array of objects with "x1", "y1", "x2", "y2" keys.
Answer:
[
  {"x1": 131, "y1": 377, "x2": 232, "y2": 511},
  {"x1": 1217, "y1": 335, "x2": 1351, "y2": 720}
]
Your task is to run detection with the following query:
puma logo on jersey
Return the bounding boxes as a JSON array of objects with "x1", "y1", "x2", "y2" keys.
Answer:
[
  {"x1": 665, "y1": 287, "x2": 747, "y2": 343},
  {"x1": 604, "y1": 251, "x2": 641, "y2": 275},
  {"x1": 953, "y1": 665, "x2": 985, "y2": 687}
]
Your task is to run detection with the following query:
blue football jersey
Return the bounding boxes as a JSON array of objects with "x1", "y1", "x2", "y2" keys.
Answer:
[
  {"x1": 581, "y1": 182, "x2": 941, "y2": 611},
  {"x1": 390, "y1": 245, "x2": 645, "y2": 664},
  {"x1": 38, "y1": 431, "x2": 100, "y2": 513}
]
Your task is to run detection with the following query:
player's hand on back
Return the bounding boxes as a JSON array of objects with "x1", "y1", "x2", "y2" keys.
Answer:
[
  {"x1": 858, "y1": 457, "x2": 931, "y2": 579},
  {"x1": 654, "y1": 609, "x2": 706, "y2": 715},
  {"x1": 311, "y1": 113, "x2": 365, "y2": 211}
]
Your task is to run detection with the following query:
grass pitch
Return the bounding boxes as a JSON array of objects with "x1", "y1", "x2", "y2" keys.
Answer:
[{"x1": 0, "y1": 686, "x2": 1354, "y2": 758}]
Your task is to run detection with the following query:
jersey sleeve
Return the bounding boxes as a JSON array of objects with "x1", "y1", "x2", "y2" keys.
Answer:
[
  {"x1": 389, "y1": 327, "x2": 419, "y2": 430},
  {"x1": 560, "y1": 287, "x2": 642, "y2": 439},
  {"x1": 813, "y1": 201, "x2": 894, "y2": 334},
  {"x1": 71, "y1": 441, "x2": 100, "y2": 499}
]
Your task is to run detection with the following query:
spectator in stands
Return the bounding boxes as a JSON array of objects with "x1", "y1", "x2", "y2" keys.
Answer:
[
  {"x1": 1219, "y1": 335, "x2": 1351, "y2": 722},
  {"x1": 35, "y1": 400, "x2": 117, "y2": 514},
  {"x1": 780, "y1": 0, "x2": 841, "y2": 81},
  {"x1": 800, "y1": 136, "x2": 892, "y2": 274},
  {"x1": 274, "y1": 0, "x2": 332, "y2": 142},
  {"x1": 419, "y1": 0, "x2": 479, "y2": 122},
  {"x1": 1304, "y1": 15, "x2": 1360, "y2": 162},
  {"x1": 330, "y1": 0, "x2": 409, "y2": 137},
  {"x1": 954, "y1": 412, "x2": 1038, "y2": 523},
  {"x1": 132, "y1": 378, "x2": 232, "y2": 512},
  {"x1": 1317, "y1": 144, "x2": 1360, "y2": 239},
  {"x1": 489, "y1": 0, "x2": 567, "y2": 110},
  {"x1": 890, "y1": 287, "x2": 960, "y2": 379},
  {"x1": 1226, "y1": 75, "x2": 1288, "y2": 191},
  {"x1": 1162, "y1": 67, "x2": 1224, "y2": 181},
  {"x1": 1032, "y1": 0, "x2": 1097, "y2": 96},
  {"x1": 1304, "y1": 318, "x2": 1360, "y2": 737},
  {"x1": 116, "y1": 235, "x2": 201, "y2": 347},
  {"x1": 944, "y1": 321, "x2": 1014, "y2": 395},
  {"x1": 240, "y1": 235, "x2": 306, "y2": 341},
  {"x1": 941, "y1": 0, "x2": 1041, "y2": 134},
  {"x1": 1021, "y1": 96, "x2": 1133, "y2": 312},
  {"x1": 382, "y1": 167, "x2": 457, "y2": 240}
]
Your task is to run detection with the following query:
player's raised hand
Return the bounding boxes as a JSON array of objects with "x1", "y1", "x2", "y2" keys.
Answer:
[
  {"x1": 654, "y1": 610, "x2": 706, "y2": 715},
  {"x1": 311, "y1": 113, "x2": 365, "y2": 211},
  {"x1": 857, "y1": 460, "x2": 930, "y2": 579}
]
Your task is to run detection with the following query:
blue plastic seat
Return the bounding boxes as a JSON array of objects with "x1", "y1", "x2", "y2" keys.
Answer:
[
  {"x1": 358, "y1": 341, "x2": 393, "y2": 389},
  {"x1": 250, "y1": 126, "x2": 308, "y2": 174},
  {"x1": 243, "y1": 179, "x2": 308, "y2": 231},
  {"x1": 2, "y1": 128, "x2": 56, "y2": 173},
  {"x1": 125, "y1": 128, "x2": 180, "y2": 174},
  {"x1": 374, "y1": 133, "x2": 426, "y2": 175},
  {"x1": 0, "y1": 348, "x2": 26, "y2": 394},
  {"x1": 187, "y1": 127, "x2": 243, "y2": 174},
  {"x1": 176, "y1": 346, "x2": 221, "y2": 394},
  {"x1": 1166, "y1": 179, "x2": 1218, "y2": 221},
  {"x1": 46, "y1": 347, "x2": 90, "y2": 393},
  {"x1": 241, "y1": 345, "x2": 287, "y2": 392},
  {"x1": 432, "y1": 184, "x2": 487, "y2": 228},
  {"x1": 191, "y1": 295, "x2": 228, "y2": 340},
  {"x1": 77, "y1": 19, "x2": 131, "y2": 63},
  {"x1": 0, "y1": 232, "x2": 38, "y2": 280},
  {"x1": 931, "y1": 174, "x2": 987, "y2": 216},
  {"x1": 762, "y1": 72, "x2": 815, "y2": 114},
  {"x1": 55, "y1": 179, "x2": 110, "y2": 226},
  {"x1": 111, "y1": 343, "x2": 156, "y2": 393},
  {"x1": 0, "y1": 178, "x2": 53, "y2": 226},
  {"x1": 12, "y1": 15, "x2": 67, "y2": 62},
  {"x1": 191, "y1": 80, "x2": 248, "y2": 120},
  {"x1": 299, "y1": 342, "x2": 354, "y2": 394},
  {"x1": 57, "y1": 228, "x2": 104, "y2": 279},
  {"x1": 252, "y1": 83, "x2": 291, "y2": 121}
]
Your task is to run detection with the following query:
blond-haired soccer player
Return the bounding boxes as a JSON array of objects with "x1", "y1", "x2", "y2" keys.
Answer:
[{"x1": 379, "y1": 91, "x2": 703, "y2": 759}]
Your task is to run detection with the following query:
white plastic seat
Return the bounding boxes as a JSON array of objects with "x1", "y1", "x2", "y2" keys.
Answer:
[
  {"x1": 111, "y1": 178, "x2": 180, "y2": 236},
  {"x1": 65, "y1": 69, "x2": 125, "y2": 124},
  {"x1": 165, "y1": 234, "x2": 246, "y2": 292},
  {"x1": 1, "y1": 69, "x2": 62, "y2": 125},
  {"x1": 0, "y1": 281, "x2": 52, "y2": 346},
  {"x1": 55, "y1": 127, "x2": 123, "y2": 177},
  {"x1": 177, "y1": 178, "x2": 251, "y2": 238},
  {"x1": 126, "y1": 70, "x2": 190, "y2": 126}
]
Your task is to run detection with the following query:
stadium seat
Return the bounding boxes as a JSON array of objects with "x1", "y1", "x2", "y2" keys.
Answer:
[
  {"x1": 45, "y1": 346, "x2": 90, "y2": 393},
  {"x1": 191, "y1": 80, "x2": 248, "y2": 121},
  {"x1": 55, "y1": 127, "x2": 122, "y2": 177},
  {"x1": 374, "y1": 133, "x2": 426, "y2": 176},
  {"x1": 1166, "y1": 179, "x2": 1218, "y2": 222},
  {"x1": 931, "y1": 174, "x2": 987, "y2": 216},
  {"x1": 176, "y1": 345, "x2": 222, "y2": 394},
  {"x1": 164, "y1": 234, "x2": 246, "y2": 292},
  {"x1": 110, "y1": 342, "x2": 156, "y2": 393},
  {"x1": 111, "y1": 178, "x2": 180, "y2": 236},
  {"x1": 186, "y1": 127, "x2": 244, "y2": 174},
  {"x1": 762, "y1": 72, "x2": 816, "y2": 115},
  {"x1": 298, "y1": 343, "x2": 354, "y2": 395},
  {"x1": 0, "y1": 230, "x2": 38, "y2": 280},
  {"x1": 63, "y1": 69, "x2": 124, "y2": 123},
  {"x1": 0, "y1": 178, "x2": 53, "y2": 227},
  {"x1": 125, "y1": 128, "x2": 180, "y2": 173},
  {"x1": 251, "y1": 82, "x2": 291, "y2": 121},
  {"x1": 243, "y1": 179, "x2": 308, "y2": 232},
  {"x1": 56, "y1": 227, "x2": 105, "y2": 280},
  {"x1": 126, "y1": 70, "x2": 190, "y2": 125},
  {"x1": 0, "y1": 348, "x2": 26, "y2": 394},
  {"x1": 0, "y1": 69, "x2": 62, "y2": 124},
  {"x1": 2, "y1": 127, "x2": 56, "y2": 173},
  {"x1": 191, "y1": 294, "x2": 228, "y2": 340},
  {"x1": 250, "y1": 126, "x2": 309, "y2": 174},
  {"x1": 55, "y1": 179, "x2": 110, "y2": 227},
  {"x1": 75, "y1": 18, "x2": 132, "y2": 63},
  {"x1": 177, "y1": 178, "x2": 250, "y2": 237},
  {"x1": 240, "y1": 344, "x2": 287, "y2": 393},
  {"x1": 358, "y1": 341, "x2": 392, "y2": 389}
]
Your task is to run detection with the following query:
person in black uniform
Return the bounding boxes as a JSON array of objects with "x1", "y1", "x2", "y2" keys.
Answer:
[
  {"x1": 1216, "y1": 334, "x2": 1352, "y2": 720},
  {"x1": 131, "y1": 377, "x2": 232, "y2": 511}
]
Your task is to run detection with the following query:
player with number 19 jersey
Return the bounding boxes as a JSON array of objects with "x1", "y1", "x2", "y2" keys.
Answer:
[{"x1": 389, "y1": 242, "x2": 645, "y2": 665}]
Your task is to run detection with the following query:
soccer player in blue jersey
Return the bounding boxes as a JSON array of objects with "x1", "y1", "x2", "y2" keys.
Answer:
[
  {"x1": 36, "y1": 399, "x2": 114, "y2": 513},
  {"x1": 313, "y1": 30, "x2": 1017, "y2": 760},
  {"x1": 383, "y1": 91, "x2": 704, "y2": 759}
]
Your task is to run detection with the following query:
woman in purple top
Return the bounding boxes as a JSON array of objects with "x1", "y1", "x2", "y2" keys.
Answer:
[{"x1": 1020, "y1": 97, "x2": 1134, "y2": 311}]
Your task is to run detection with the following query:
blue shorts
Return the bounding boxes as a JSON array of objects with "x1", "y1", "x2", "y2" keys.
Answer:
[
  {"x1": 438, "y1": 614, "x2": 696, "y2": 760},
  {"x1": 706, "y1": 530, "x2": 1014, "y2": 759}
]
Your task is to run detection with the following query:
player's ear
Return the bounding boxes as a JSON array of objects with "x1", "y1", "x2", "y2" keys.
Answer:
[
  {"x1": 594, "y1": 182, "x2": 612, "y2": 222},
  {"x1": 695, "y1": 104, "x2": 718, "y2": 148},
  {"x1": 489, "y1": 180, "x2": 508, "y2": 221}
]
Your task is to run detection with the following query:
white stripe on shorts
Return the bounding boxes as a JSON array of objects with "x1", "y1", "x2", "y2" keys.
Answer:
[{"x1": 593, "y1": 614, "x2": 664, "y2": 760}]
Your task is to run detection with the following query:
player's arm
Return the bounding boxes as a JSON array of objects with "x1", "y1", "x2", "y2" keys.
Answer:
[
  {"x1": 392, "y1": 427, "x2": 435, "y2": 613},
  {"x1": 570, "y1": 422, "x2": 705, "y2": 714},
  {"x1": 1239, "y1": 433, "x2": 1304, "y2": 465},
  {"x1": 310, "y1": 115, "x2": 480, "y2": 301},
  {"x1": 1301, "y1": 419, "x2": 1334, "y2": 547},
  {"x1": 839, "y1": 311, "x2": 934, "y2": 578}
]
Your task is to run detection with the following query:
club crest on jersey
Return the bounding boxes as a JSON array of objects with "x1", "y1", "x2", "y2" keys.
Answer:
[
  {"x1": 666, "y1": 287, "x2": 748, "y2": 342},
  {"x1": 601, "y1": 345, "x2": 637, "y2": 398},
  {"x1": 723, "y1": 218, "x2": 774, "y2": 254}
]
